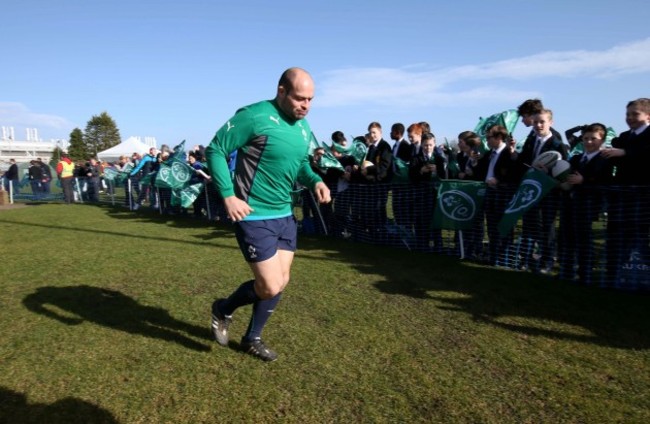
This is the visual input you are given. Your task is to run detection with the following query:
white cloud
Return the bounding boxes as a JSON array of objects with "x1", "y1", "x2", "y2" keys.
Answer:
[
  {"x1": 317, "y1": 38, "x2": 650, "y2": 108},
  {"x1": 0, "y1": 102, "x2": 72, "y2": 130}
]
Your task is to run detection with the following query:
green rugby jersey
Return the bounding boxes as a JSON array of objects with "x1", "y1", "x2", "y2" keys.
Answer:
[{"x1": 205, "y1": 99, "x2": 322, "y2": 220}]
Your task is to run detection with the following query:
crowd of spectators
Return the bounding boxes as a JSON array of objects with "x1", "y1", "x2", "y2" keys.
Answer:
[
  {"x1": 2, "y1": 97, "x2": 648, "y2": 289},
  {"x1": 300, "y1": 97, "x2": 650, "y2": 289}
]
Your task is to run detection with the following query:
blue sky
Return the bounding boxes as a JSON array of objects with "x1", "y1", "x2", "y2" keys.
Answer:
[{"x1": 1, "y1": 0, "x2": 649, "y2": 149}]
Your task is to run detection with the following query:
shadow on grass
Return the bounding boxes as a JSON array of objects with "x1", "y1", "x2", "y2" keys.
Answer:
[
  {"x1": 295, "y1": 236, "x2": 650, "y2": 350},
  {"x1": 0, "y1": 386, "x2": 118, "y2": 424},
  {"x1": 372, "y1": 256, "x2": 650, "y2": 349},
  {"x1": 22, "y1": 285, "x2": 211, "y2": 352}
]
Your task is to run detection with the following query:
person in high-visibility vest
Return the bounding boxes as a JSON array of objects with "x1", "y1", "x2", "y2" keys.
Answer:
[{"x1": 56, "y1": 153, "x2": 75, "y2": 204}]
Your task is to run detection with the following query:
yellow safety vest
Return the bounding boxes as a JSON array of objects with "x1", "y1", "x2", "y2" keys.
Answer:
[{"x1": 60, "y1": 161, "x2": 74, "y2": 178}]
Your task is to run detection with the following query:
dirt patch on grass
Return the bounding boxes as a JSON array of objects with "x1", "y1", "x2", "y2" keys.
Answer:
[{"x1": 0, "y1": 203, "x2": 29, "y2": 211}]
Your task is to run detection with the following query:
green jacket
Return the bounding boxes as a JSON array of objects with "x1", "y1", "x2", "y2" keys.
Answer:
[{"x1": 206, "y1": 99, "x2": 322, "y2": 220}]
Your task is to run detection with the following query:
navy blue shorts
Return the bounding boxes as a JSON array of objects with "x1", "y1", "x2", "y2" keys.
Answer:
[{"x1": 234, "y1": 216, "x2": 298, "y2": 263}]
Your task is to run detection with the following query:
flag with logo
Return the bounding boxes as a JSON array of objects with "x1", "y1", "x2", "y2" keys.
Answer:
[
  {"x1": 155, "y1": 158, "x2": 193, "y2": 190},
  {"x1": 331, "y1": 140, "x2": 367, "y2": 165},
  {"x1": 474, "y1": 109, "x2": 520, "y2": 150},
  {"x1": 317, "y1": 150, "x2": 344, "y2": 171},
  {"x1": 497, "y1": 168, "x2": 558, "y2": 236},
  {"x1": 433, "y1": 180, "x2": 487, "y2": 230},
  {"x1": 308, "y1": 134, "x2": 344, "y2": 172},
  {"x1": 103, "y1": 167, "x2": 129, "y2": 185},
  {"x1": 171, "y1": 182, "x2": 204, "y2": 208},
  {"x1": 169, "y1": 140, "x2": 187, "y2": 162},
  {"x1": 391, "y1": 157, "x2": 410, "y2": 184},
  {"x1": 139, "y1": 171, "x2": 156, "y2": 186}
]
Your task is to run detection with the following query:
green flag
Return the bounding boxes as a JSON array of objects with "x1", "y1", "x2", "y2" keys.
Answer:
[
  {"x1": 169, "y1": 140, "x2": 187, "y2": 161},
  {"x1": 392, "y1": 157, "x2": 410, "y2": 184},
  {"x1": 442, "y1": 138, "x2": 460, "y2": 179},
  {"x1": 139, "y1": 172, "x2": 155, "y2": 186},
  {"x1": 350, "y1": 141, "x2": 368, "y2": 165},
  {"x1": 433, "y1": 180, "x2": 487, "y2": 230},
  {"x1": 317, "y1": 150, "x2": 344, "y2": 171},
  {"x1": 474, "y1": 109, "x2": 520, "y2": 150},
  {"x1": 569, "y1": 126, "x2": 617, "y2": 156},
  {"x1": 331, "y1": 140, "x2": 367, "y2": 165},
  {"x1": 171, "y1": 182, "x2": 204, "y2": 208},
  {"x1": 103, "y1": 167, "x2": 129, "y2": 185},
  {"x1": 155, "y1": 158, "x2": 193, "y2": 190},
  {"x1": 308, "y1": 134, "x2": 344, "y2": 172},
  {"x1": 103, "y1": 167, "x2": 119, "y2": 182},
  {"x1": 308, "y1": 132, "x2": 320, "y2": 155},
  {"x1": 121, "y1": 163, "x2": 134, "y2": 174},
  {"x1": 497, "y1": 169, "x2": 558, "y2": 236}
]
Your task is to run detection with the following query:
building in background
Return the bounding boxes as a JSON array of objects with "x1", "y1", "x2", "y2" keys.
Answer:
[{"x1": 0, "y1": 126, "x2": 66, "y2": 166}]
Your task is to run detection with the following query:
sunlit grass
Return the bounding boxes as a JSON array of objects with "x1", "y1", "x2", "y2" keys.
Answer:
[{"x1": 0, "y1": 204, "x2": 648, "y2": 423}]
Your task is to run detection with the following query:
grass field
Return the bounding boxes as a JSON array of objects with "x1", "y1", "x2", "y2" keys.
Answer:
[{"x1": 0, "y1": 203, "x2": 648, "y2": 423}]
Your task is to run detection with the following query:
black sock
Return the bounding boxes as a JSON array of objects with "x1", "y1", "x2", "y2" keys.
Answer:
[
  {"x1": 243, "y1": 292, "x2": 282, "y2": 342},
  {"x1": 218, "y1": 280, "x2": 258, "y2": 316}
]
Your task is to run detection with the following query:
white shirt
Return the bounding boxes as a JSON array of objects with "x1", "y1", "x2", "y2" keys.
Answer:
[
  {"x1": 486, "y1": 144, "x2": 506, "y2": 182},
  {"x1": 392, "y1": 138, "x2": 406, "y2": 156},
  {"x1": 631, "y1": 123, "x2": 649, "y2": 136},
  {"x1": 533, "y1": 133, "x2": 552, "y2": 158}
]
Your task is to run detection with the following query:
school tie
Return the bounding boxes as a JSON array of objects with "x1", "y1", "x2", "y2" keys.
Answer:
[
  {"x1": 533, "y1": 137, "x2": 543, "y2": 158},
  {"x1": 580, "y1": 154, "x2": 589, "y2": 169},
  {"x1": 367, "y1": 145, "x2": 376, "y2": 162}
]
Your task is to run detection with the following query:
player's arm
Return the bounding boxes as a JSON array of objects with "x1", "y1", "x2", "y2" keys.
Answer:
[
  {"x1": 297, "y1": 156, "x2": 330, "y2": 203},
  {"x1": 205, "y1": 108, "x2": 256, "y2": 220}
]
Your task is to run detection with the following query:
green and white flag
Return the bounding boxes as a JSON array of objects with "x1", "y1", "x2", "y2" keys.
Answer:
[
  {"x1": 433, "y1": 180, "x2": 487, "y2": 230},
  {"x1": 331, "y1": 140, "x2": 367, "y2": 165},
  {"x1": 497, "y1": 169, "x2": 558, "y2": 236},
  {"x1": 474, "y1": 109, "x2": 520, "y2": 149},
  {"x1": 155, "y1": 159, "x2": 193, "y2": 190},
  {"x1": 171, "y1": 182, "x2": 204, "y2": 208},
  {"x1": 103, "y1": 168, "x2": 119, "y2": 182},
  {"x1": 308, "y1": 134, "x2": 344, "y2": 171},
  {"x1": 569, "y1": 126, "x2": 617, "y2": 156},
  {"x1": 392, "y1": 157, "x2": 410, "y2": 184},
  {"x1": 308, "y1": 132, "x2": 320, "y2": 155},
  {"x1": 444, "y1": 137, "x2": 461, "y2": 179},
  {"x1": 169, "y1": 140, "x2": 187, "y2": 161},
  {"x1": 121, "y1": 163, "x2": 133, "y2": 174},
  {"x1": 317, "y1": 150, "x2": 344, "y2": 171},
  {"x1": 103, "y1": 167, "x2": 129, "y2": 185}
]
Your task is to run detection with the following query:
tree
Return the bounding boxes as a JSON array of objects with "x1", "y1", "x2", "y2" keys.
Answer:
[
  {"x1": 49, "y1": 147, "x2": 65, "y2": 168},
  {"x1": 67, "y1": 128, "x2": 87, "y2": 161},
  {"x1": 84, "y1": 111, "x2": 121, "y2": 158}
]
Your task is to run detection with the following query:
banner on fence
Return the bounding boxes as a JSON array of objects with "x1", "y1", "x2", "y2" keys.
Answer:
[
  {"x1": 498, "y1": 168, "x2": 558, "y2": 236},
  {"x1": 433, "y1": 180, "x2": 487, "y2": 230}
]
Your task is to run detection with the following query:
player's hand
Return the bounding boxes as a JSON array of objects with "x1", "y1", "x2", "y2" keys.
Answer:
[
  {"x1": 314, "y1": 182, "x2": 331, "y2": 204},
  {"x1": 223, "y1": 196, "x2": 253, "y2": 222}
]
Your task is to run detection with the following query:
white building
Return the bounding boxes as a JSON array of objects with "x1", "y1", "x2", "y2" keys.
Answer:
[{"x1": 0, "y1": 126, "x2": 65, "y2": 166}]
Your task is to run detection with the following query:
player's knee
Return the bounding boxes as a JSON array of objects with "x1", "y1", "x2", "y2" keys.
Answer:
[{"x1": 255, "y1": 281, "x2": 282, "y2": 299}]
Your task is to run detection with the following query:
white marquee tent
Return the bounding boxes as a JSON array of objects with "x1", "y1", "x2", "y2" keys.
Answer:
[{"x1": 97, "y1": 137, "x2": 153, "y2": 163}]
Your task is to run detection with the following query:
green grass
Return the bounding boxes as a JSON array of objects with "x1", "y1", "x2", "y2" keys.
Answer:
[{"x1": 0, "y1": 204, "x2": 648, "y2": 423}]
